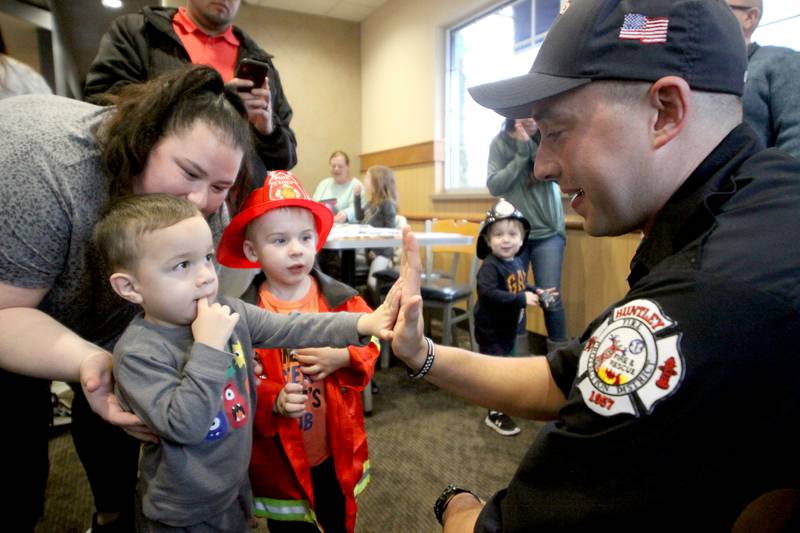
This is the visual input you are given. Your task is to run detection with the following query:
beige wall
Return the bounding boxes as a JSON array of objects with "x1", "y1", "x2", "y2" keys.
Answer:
[
  {"x1": 361, "y1": 0, "x2": 495, "y2": 153},
  {"x1": 165, "y1": 2, "x2": 362, "y2": 194},
  {"x1": 360, "y1": 0, "x2": 497, "y2": 214},
  {"x1": 0, "y1": 12, "x2": 42, "y2": 71}
]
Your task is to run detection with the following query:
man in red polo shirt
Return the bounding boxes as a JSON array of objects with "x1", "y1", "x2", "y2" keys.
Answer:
[
  {"x1": 80, "y1": 3, "x2": 296, "y2": 531},
  {"x1": 85, "y1": 0, "x2": 296, "y2": 212}
]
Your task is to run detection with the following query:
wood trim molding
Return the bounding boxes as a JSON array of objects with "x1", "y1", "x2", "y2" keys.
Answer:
[
  {"x1": 403, "y1": 211, "x2": 484, "y2": 223},
  {"x1": 430, "y1": 192, "x2": 494, "y2": 202},
  {"x1": 360, "y1": 140, "x2": 444, "y2": 170},
  {"x1": 403, "y1": 211, "x2": 586, "y2": 230}
]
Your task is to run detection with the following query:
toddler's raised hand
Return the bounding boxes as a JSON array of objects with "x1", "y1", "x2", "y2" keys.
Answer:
[
  {"x1": 192, "y1": 297, "x2": 240, "y2": 351},
  {"x1": 357, "y1": 279, "x2": 402, "y2": 339},
  {"x1": 274, "y1": 381, "x2": 308, "y2": 418}
]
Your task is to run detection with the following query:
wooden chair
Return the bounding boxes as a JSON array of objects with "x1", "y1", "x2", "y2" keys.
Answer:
[
  {"x1": 374, "y1": 219, "x2": 479, "y2": 347},
  {"x1": 419, "y1": 219, "x2": 480, "y2": 348}
]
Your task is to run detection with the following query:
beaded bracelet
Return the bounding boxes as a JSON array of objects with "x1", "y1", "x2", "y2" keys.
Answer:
[{"x1": 407, "y1": 337, "x2": 435, "y2": 380}]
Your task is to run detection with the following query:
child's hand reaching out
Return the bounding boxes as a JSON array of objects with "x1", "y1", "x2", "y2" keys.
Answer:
[
  {"x1": 274, "y1": 381, "x2": 309, "y2": 418},
  {"x1": 295, "y1": 347, "x2": 351, "y2": 382},
  {"x1": 357, "y1": 278, "x2": 402, "y2": 339}
]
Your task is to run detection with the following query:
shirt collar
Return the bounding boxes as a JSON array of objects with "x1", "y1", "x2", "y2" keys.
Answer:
[
  {"x1": 628, "y1": 123, "x2": 762, "y2": 287},
  {"x1": 174, "y1": 6, "x2": 239, "y2": 46}
]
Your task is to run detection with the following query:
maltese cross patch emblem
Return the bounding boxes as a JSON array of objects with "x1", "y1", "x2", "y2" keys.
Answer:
[{"x1": 577, "y1": 299, "x2": 683, "y2": 417}]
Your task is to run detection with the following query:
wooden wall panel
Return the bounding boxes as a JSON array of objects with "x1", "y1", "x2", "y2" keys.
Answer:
[
  {"x1": 361, "y1": 141, "x2": 443, "y2": 169},
  {"x1": 394, "y1": 164, "x2": 436, "y2": 213},
  {"x1": 560, "y1": 230, "x2": 641, "y2": 338}
]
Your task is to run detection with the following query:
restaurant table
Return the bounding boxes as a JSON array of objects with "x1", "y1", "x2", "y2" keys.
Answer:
[
  {"x1": 322, "y1": 224, "x2": 473, "y2": 287},
  {"x1": 323, "y1": 224, "x2": 473, "y2": 413}
]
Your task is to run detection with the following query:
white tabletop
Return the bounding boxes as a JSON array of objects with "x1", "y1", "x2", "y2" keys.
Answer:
[{"x1": 323, "y1": 225, "x2": 472, "y2": 250}]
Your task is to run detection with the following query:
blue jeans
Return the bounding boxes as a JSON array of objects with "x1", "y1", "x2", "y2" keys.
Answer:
[{"x1": 523, "y1": 234, "x2": 567, "y2": 341}]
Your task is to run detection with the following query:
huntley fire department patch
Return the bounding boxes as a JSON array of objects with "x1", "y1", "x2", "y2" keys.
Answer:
[{"x1": 576, "y1": 299, "x2": 683, "y2": 417}]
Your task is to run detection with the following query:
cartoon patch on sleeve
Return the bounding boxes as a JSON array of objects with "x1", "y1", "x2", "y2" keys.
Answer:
[
  {"x1": 576, "y1": 298, "x2": 683, "y2": 417},
  {"x1": 223, "y1": 382, "x2": 249, "y2": 428},
  {"x1": 231, "y1": 341, "x2": 246, "y2": 369},
  {"x1": 206, "y1": 410, "x2": 229, "y2": 441}
]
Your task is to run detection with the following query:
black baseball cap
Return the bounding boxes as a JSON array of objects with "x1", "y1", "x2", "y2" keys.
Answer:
[{"x1": 469, "y1": 0, "x2": 748, "y2": 118}]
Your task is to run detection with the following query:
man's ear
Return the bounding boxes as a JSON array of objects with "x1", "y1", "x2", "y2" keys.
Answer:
[
  {"x1": 744, "y1": 7, "x2": 761, "y2": 36},
  {"x1": 109, "y1": 272, "x2": 143, "y2": 304},
  {"x1": 242, "y1": 239, "x2": 259, "y2": 263},
  {"x1": 648, "y1": 76, "x2": 690, "y2": 150}
]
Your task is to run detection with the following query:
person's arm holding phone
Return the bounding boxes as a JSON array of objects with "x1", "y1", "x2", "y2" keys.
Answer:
[
  {"x1": 229, "y1": 59, "x2": 274, "y2": 135},
  {"x1": 227, "y1": 56, "x2": 298, "y2": 171}
]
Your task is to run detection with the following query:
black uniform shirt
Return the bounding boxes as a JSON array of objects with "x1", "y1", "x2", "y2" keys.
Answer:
[{"x1": 477, "y1": 124, "x2": 800, "y2": 532}]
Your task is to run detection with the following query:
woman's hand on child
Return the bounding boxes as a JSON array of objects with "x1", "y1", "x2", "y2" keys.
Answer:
[
  {"x1": 357, "y1": 279, "x2": 402, "y2": 340},
  {"x1": 274, "y1": 381, "x2": 309, "y2": 418},
  {"x1": 80, "y1": 351, "x2": 159, "y2": 443},
  {"x1": 192, "y1": 297, "x2": 240, "y2": 351},
  {"x1": 525, "y1": 291, "x2": 540, "y2": 307},
  {"x1": 295, "y1": 347, "x2": 351, "y2": 381}
]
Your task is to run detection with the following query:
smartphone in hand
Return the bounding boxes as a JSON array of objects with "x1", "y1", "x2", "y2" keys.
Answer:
[{"x1": 235, "y1": 58, "x2": 270, "y2": 91}]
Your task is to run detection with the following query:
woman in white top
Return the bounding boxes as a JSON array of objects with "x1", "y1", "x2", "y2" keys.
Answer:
[{"x1": 312, "y1": 150, "x2": 365, "y2": 223}]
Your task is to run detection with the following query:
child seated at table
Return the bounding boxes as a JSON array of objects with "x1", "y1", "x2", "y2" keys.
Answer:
[
  {"x1": 353, "y1": 165, "x2": 398, "y2": 306},
  {"x1": 93, "y1": 193, "x2": 395, "y2": 532},
  {"x1": 216, "y1": 170, "x2": 380, "y2": 533}
]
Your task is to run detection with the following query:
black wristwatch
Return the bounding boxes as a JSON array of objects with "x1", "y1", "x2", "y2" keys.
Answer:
[{"x1": 433, "y1": 484, "x2": 477, "y2": 525}]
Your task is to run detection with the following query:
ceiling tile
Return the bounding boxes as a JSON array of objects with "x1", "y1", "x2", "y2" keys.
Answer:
[
  {"x1": 326, "y1": 2, "x2": 374, "y2": 21},
  {"x1": 244, "y1": 0, "x2": 387, "y2": 21}
]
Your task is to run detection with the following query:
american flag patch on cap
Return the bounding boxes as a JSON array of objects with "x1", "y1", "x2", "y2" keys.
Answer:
[{"x1": 619, "y1": 13, "x2": 669, "y2": 44}]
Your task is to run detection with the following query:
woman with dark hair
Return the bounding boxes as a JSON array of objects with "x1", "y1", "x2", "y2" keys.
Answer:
[{"x1": 0, "y1": 65, "x2": 252, "y2": 532}]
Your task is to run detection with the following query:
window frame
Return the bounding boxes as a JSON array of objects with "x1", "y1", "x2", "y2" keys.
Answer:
[{"x1": 443, "y1": 0, "x2": 556, "y2": 193}]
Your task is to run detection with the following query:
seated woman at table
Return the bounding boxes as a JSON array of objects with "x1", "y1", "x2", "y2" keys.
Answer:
[
  {"x1": 312, "y1": 150, "x2": 365, "y2": 223},
  {"x1": 354, "y1": 165, "x2": 398, "y2": 306},
  {"x1": 313, "y1": 150, "x2": 366, "y2": 280}
]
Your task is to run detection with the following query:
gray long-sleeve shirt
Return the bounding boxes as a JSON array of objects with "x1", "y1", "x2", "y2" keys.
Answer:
[
  {"x1": 113, "y1": 297, "x2": 364, "y2": 526},
  {"x1": 486, "y1": 132, "x2": 565, "y2": 240},
  {"x1": 743, "y1": 42, "x2": 800, "y2": 160}
]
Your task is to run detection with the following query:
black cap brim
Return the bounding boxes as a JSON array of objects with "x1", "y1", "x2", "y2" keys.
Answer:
[{"x1": 468, "y1": 71, "x2": 591, "y2": 118}]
